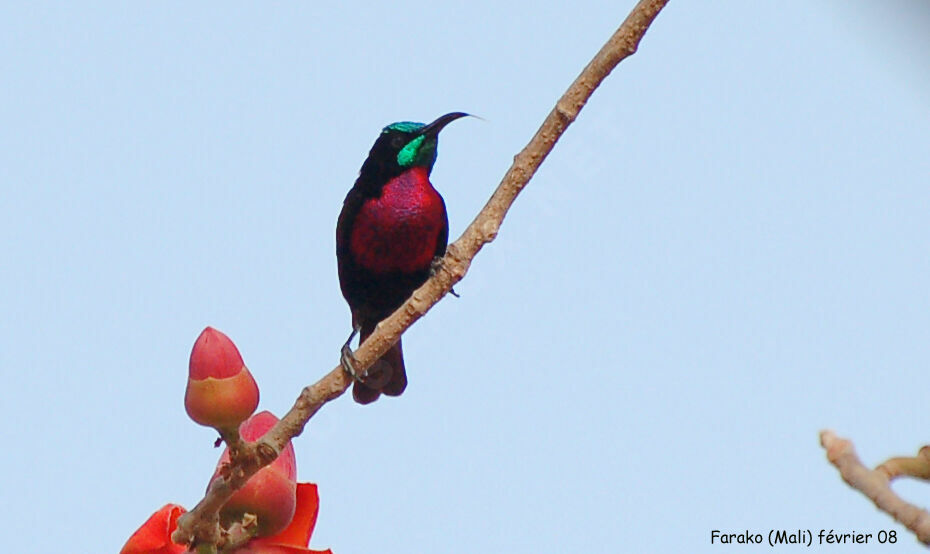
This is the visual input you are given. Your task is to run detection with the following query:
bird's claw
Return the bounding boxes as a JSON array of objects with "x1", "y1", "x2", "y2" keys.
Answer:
[
  {"x1": 340, "y1": 344, "x2": 366, "y2": 381},
  {"x1": 430, "y1": 256, "x2": 460, "y2": 297},
  {"x1": 341, "y1": 344, "x2": 392, "y2": 389},
  {"x1": 429, "y1": 256, "x2": 445, "y2": 276}
]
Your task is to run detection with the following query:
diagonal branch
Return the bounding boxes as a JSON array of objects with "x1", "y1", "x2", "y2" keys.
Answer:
[
  {"x1": 820, "y1": 430, "x2": 930, "y2": 544},
  {"x1": 173, "y1": 0, "x2": 670, "y2": 547}
]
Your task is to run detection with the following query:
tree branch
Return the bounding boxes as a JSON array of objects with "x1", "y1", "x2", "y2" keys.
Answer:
[
  {"x1": 820, "y1": 430, "x2": 930, "y2": 544},
  {"x1": 173, "y1": 0, "x2": 670, "y2": 547}
]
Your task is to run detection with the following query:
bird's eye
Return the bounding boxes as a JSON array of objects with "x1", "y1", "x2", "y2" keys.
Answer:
[{"x1": 391, "y1": 136, "x2": 406, "y2": 149}]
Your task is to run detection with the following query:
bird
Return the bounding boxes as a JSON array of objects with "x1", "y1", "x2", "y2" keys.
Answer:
[{"x1": 336, "y1": 112, "x2": 468, "y2": 404}]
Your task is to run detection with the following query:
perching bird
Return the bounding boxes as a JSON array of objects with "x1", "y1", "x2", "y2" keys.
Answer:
[{"x1": 337, "y1": 112, "x2": 468, "y2": 404}]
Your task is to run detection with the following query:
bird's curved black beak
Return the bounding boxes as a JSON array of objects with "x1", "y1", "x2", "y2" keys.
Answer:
[{"x1": 419, "y1": 112, "x2": 469, "y2": 139}]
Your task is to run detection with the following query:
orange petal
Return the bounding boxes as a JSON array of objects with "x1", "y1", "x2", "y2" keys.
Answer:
[
  {"x1": 120, "y1": 504, "x2": 188, "y2": 554},
  {"x1": 233, "y1": 540, "x2": 333, "y2": 554},
  {"x1": 233, "y1": 543, "x2": 333, "y2": 554},
  {"x1": 264, "y1": 483, "x2": 320, "y2": 547}
]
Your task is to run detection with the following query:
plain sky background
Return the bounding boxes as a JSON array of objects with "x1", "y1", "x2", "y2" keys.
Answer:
[{"x1": 2, "y1": 1, "x2": 929, "y2": 552}]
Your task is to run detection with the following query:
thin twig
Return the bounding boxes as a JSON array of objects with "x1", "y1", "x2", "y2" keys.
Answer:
[
  {"x1": 173, "y1": 0, "x2": 670, "y2": 546},
  {"x1": 820, "y1": 430, "x2": 930, "y2": 544},
  {"x1": 877, "y1": 446, "x2": 930, "y2": 482}
]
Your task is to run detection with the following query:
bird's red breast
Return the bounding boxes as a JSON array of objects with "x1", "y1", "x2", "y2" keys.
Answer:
[{"x1": 348, "y1": 166, "x2": 446, "y2": 274}]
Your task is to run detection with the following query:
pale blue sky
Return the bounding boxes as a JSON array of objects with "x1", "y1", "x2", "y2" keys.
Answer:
[{"x1": 2, "y1": 2, "x2": 929, "y2": 552}]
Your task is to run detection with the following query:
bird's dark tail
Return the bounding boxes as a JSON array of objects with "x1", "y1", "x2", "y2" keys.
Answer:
[{"x1": 352, "y1": 326, "x2": 407, "y2": 405}]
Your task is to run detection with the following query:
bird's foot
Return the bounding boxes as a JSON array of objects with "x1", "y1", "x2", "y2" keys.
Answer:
[
  {"x1": 429, "y1": 255, "x2": 445, "y2": 276},
  {"x1": 340, "y1": 343, "x2": 363, "y2": 381},
  {"x1": 340, "y1": 325, "x2": 362, "y2": 380},
  {"x1": 341, "y1": 343, "x2": 392, "y2": 389},
  {"x1": 430, "y1": 256, "x2": 460, "y2": 297}
]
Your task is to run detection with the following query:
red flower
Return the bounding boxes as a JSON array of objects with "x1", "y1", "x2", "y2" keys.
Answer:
[
  {"x1": 185, "y1": 327, "x2": 260, "y2": 432},
  {"x1": 120, "y1": 485, "x2": 330, "y2": 554},
  {"x1": 216, "y1": 412, "x2": 297, "y2": 537},
  {"x1": 231, "y1": 483, "x2": 332, "y2": 554},
  {"x1": 120, "y1": 504, "x2": 188, "y2": 554}
]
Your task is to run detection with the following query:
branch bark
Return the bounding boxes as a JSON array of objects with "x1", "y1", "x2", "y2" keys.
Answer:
[
  {"x1": 173, "y1": 0, "x2": 670, "y2": 547},
  {"x1": 820, "y1": 430, "x2": 930, "y2": 544}
]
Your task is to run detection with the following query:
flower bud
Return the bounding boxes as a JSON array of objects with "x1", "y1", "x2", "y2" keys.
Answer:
[
  {"x1": 185, "y1": 327, "x2": 260, "y2": 432},
  {"x1": 216, "y1": 411, "x2": 297, "y2": 538}
]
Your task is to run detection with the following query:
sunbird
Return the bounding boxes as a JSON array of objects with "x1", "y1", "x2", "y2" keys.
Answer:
[{"x1": 336, "y1": 112, "x2": 468, "y2": 404}]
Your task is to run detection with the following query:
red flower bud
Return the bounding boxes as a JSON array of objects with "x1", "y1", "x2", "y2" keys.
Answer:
[
  {"x1": 185, "y1": 327, "x2": 259, "y2": 432},
  {"x1": 216, "y1": 412, "x2": 297, "y2": 538}
]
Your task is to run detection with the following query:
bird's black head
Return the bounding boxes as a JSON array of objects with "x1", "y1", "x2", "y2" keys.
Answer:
[{"x1": 357, "y1": 112, "x2": 468, "y2": 187}]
